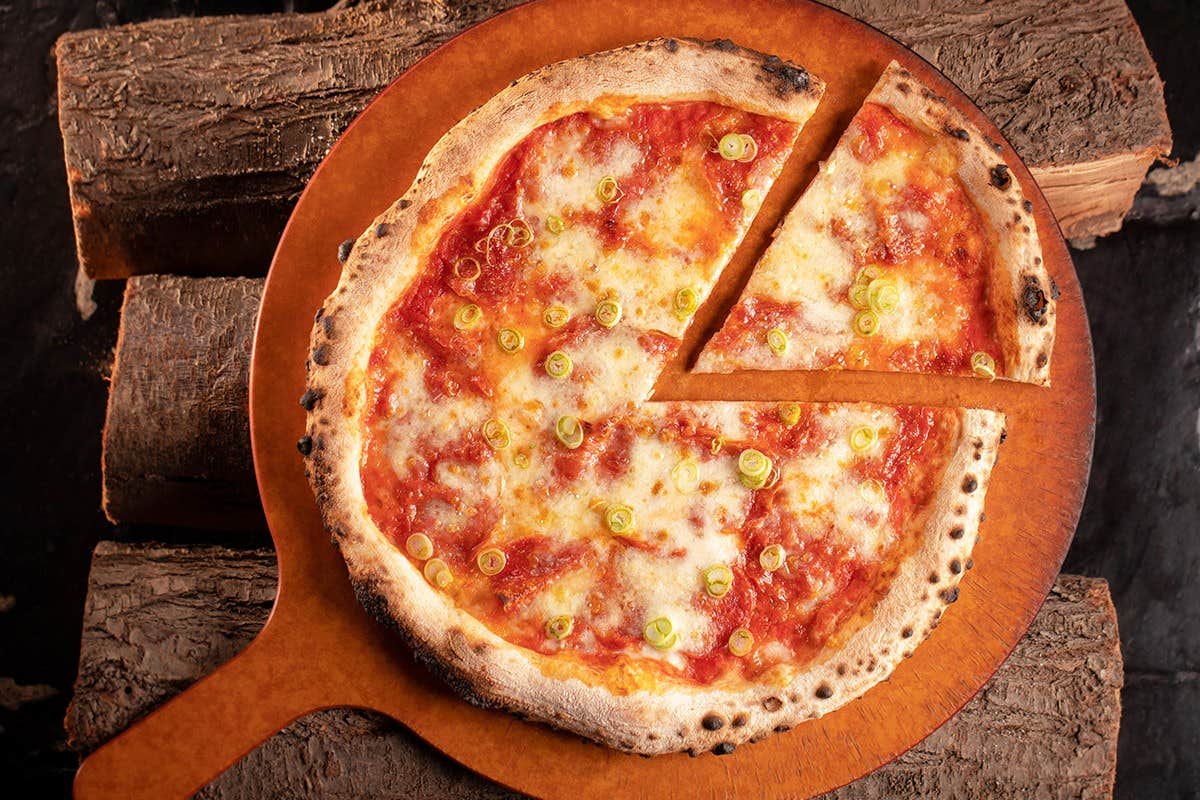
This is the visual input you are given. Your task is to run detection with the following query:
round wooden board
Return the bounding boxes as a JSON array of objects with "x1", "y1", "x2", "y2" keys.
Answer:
[{"x1": 72, "y1": 1, "x2": 1094, "y2": 799}]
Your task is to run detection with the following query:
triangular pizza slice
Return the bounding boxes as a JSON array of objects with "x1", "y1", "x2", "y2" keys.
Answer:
[{"x1": 696, "y1": 62, "x2": 1056, "y2": 384}]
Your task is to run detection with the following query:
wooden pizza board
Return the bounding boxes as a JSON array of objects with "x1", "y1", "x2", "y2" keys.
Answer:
[{"x1": 72, "y1": 0, "x2": 1095, "y2": 797}]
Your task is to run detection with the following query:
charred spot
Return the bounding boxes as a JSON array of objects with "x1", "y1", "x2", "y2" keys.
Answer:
[
  {"x1": 966, "y1": 558, "x2": 975, "y2": 570},
  {"x1": 1022, "y1": 225, "x2": 1031, "y2": 234},
  {"x1": 815, "y1": 683, "x2": 834, "y2": 699},
  {"x1": 1022, "y1": 275, "x2": 1050, "y2": 323},
  {"x1": 943, "y1": 125, "x2": 969, "y2": 141},
  {"x1": 774, "y1": 723, "x2": 792, "y2": 733},
  {"x1": 296, "y1": 435, "x2": 313, "y2": 456},
  {"x1": 664, "y1": 38, "x2": 679, "y2": 52},
  {"x1": 299, "y1": 388, "x2": 323, "y2": 411},
  {"x1": 836, "y1": 664, "x2": 847, "y2": 676},
  {"x1": 929, "y1": 572, "x2": 940, "y2": 584},
  {"x1": 896, "y1": 81, "x2": 911, "y2": 94},
  {"x1": 713, "y1": 742, "x2": 736, "y2": 756},
  {"x1": 337, "y1": 238, "x2": 355, "y2": 263},
  {"x1": 940, "y1": 586, "x2": 961, "y2": 604},
  {"x1": 901, "y1": 626, "x2": 914, "y2": 638},
  {"x1": 314, "y1": 305, "x2": 325, "y2": 322},
  {"x1": 758, "y1": 55, "x2": 811, "y2": 96},
  {"x1": 702, "y1": 714, "x2": 725, "y2": 731},
  {"x1": 962, "y1": 476, "x2": 978, "y2": 493},
  {"x1": 1022, "y1": 199, "x2": 1034, "y2": 213},
  {"x1": 399, "y1": 199, "x2": 412, "y2": 210},
  {"x1": 709, "y1": 38, "x2": 737, "y2": 52},
  {"x1": 999, "y1": 428, "x2": 1008, "y2": 444},
  {"x1": 1049, "y1": 276, "x2": 1060, "y2": 299},
  {"x1": 762, "y1": 696, "x2": 783, "y2": 712},
  {"x1": 1037, "y1": 352, "x2": 1049, "y2": 368},
  {"x1": 950, "y1": 558, "x2": 963, "y2": 575},
  {"x1": 973, "y1": 452, "x2": 982, "y2": 461},
  {"x1": 989, "y1": 163, "x2": 1012, "y2": 190},
  {"x1": 375, "y1": 222, "x2": 390, "y2": 237},
  {"x1": 312, "y1": 344, "x2": 331, "y2": 366},
  {"x1": 732, "y1": 713, "x2": 748, "y2": 728},
  {"x1": 322, "y1": 315, "x2": 335, "y2": 338},
  {"x1": 687, "y1": 749, "x2": 701, "y2": 759}
]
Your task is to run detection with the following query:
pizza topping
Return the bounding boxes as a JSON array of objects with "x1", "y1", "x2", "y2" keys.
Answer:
[
  {"x1": 594, "y1": 299, "x2": 623, "y2": 328},
  {"x1": 867, "y1": 278, "x2": 900, "y2": 315},
  {"x1": 453, "y1": 256, "x2": 482, "y2": 281},
  {"x1": 766, "y1": 327, "x2": 789, "y2": 356},
  {"x1": 554, "y1": 415, "x2": 585, "y2": 449},
  {"x1": 673, "y1": 287, "x2": 701, "y2": 320},
  {"x1": 852, "y1": 309, "x2": 880, "y2": 337},
  {"x1": 544, "y1": 350, "x2": 573, "y2": 379},
  {"x1": 741, "y1": 188, "x2": 763, "y2": 212},
  {"x1": 849, "y1": 425, "x2": 878, "y2": 453},
  {"x1": 759, "y1": 543, "x2": 786, "y2": 572},
  {"x1": 482, "y1": 418, "x2": 511, "y2": 450},
  {"x1": 453, "y1": 303, "x2": 483, "y2": 330},
  {"x1": 424, "y1": 558, "x2": 453, "y2": 587},
  {"x1": 405, "y1": 533, "x2": 434, "y2": 561},
  {"x1": 703, "y1": 564, "x2": 734, "y2": 597},
  {"x1": 596, "y1": 175, "x2": 624, "y2": 204},
  {"x1": 859, "y1": 478, "x2": 886, "y2": 504},
  {"x1": 971, "y1": 351, "x2": 997, "y2": 381},
  {"x1": 738, "y1": 447, "x2": 774, "y2": 490},
  {"x1": 545, "y1": 214, "x2": 565, "y2": 234},
  {"x1": 779, "y1": 403, "x2": 803, "y2": 426},
  {"x1": 604, "y1": 503, "x2": 636, "y2": 535},
  {"x1": 543, "y1": 305, "x2": 570, "y2": 328},
  {"x1": 476, "y1": 548, "x2": 508, "y2": 576},
  {"x1": 670, "y1": 458, "x2": 701, "y2": 493},
  {"x1": 717, "y1": 132, "x2": 758, "y2": 162},
  {"x1": 644, "y1": 617, "x2": 678, "y2": 650},
  {"x1": 546, "y1": 614, "x2": 574, "y2": 640},
  {"x1": 728, "y1": 628, "x2": 755, "y2": 657},
  {"x1": 497, "y1": 327, "x2": 525, "y2": 353}
]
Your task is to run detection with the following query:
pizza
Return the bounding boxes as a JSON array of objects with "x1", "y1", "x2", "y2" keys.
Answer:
[
  {"x1": 301, "y1": 39, "x2": 1031, "y2": 757},
  {"x1": 696, "y1": 63, "x2": 1056, "y2": 382}
]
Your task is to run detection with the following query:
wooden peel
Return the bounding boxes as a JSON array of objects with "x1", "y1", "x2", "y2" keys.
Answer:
[{"x1": 75, "y1": 1, "x2": 1095, "y2": 798}]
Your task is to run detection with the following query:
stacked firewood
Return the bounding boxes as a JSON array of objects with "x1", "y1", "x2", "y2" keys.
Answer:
[{"x1": 59, "y1": 1, "x2": 1168, "y2": 796}]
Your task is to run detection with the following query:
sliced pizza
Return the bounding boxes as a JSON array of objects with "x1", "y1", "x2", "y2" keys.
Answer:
[{"x1": 695, "y1": 62, "x2": 1056, "y2": 383}]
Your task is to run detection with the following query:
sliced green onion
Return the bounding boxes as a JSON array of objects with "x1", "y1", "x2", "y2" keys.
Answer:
[
  {"x1": 766, "y1": 327, "x2": 789, "y2": 356},
  {"x1": 497, "y1": 327, "x2": 525, "y2": 353},
  {"x1": 594, "y1": 299, "x2": 622, "y2": 328},
  {"x1": 546, "y1": 614, "x2": 574, "y2": 640},
  {"x1": 543, "y1": 305, "x2": 570, "y2": 328},
  {"x1": 852, "y1": 309, "x2": 880, "y2": 337},
  {"x1": 482, "y1": 418, "x2": 511, "y2": 450},
  {"x1": 673, "y1": 287, "x2": 700, "y2": 319},
  {"x1": 423, "y1": 558, "x2": 452, "y2": 587},
  {"x1": 604, "y1": 503, "x2": 636, "y2": 535},
  {"x1": 737, "y1": 134, "x2": 758, "y2": 162},
  {"x1": 741, "y1": 188, "x2": 763, "y2": 212},
  {"x1": 453, "y1": 303, "x2": 483, "y2": 330},
  {"x1": 555, "y1": 415, "x2": 584, "y2": 449},
  {"x1": 738, "y1": 449, "x2": 771, "y2": 479},
  {"x1": 850, "y1": 425, "x2": 878, "y2": 453},
  {"x1": 506, "y1": 218, "x2": 533, "y2": 247},
  {"x1": 849, "y1": 282, "x2": 870, "y2": 310},
  {"x1": 596, "y1": 175, "x2": 623, "y2": 204},
  {"x1": 759, "y1": 543, "x2": 785, "y2": 572},
  {"x1": 453, "y1": 256, "x2": 481, "y2": 281},
  {"x1": 859, "y1": 478, "x2": 886, "y2": 504},
  {"x1": 546, "y1": 215, "x2": 565, "y2": 235},
  {"x1": 405, "y1": 533, "x2": 433, "y2": 561},
  {"x1": 971, "y1": 351, "x2": 997, "y2": 381},
  {"x1": 740, "y1": 470, "x2": 770, "y2": 490},
  {"x1": 779, "y1": 403, "x2": 803, "y2": 426},
  {"x1": 710, "y1": 436, "x2": 725, "y2": 456},
  {"x1": 728, "y1": 627, "x2": 754, "y2": 657},
  {"x1": 856, "y1": 266, "x2": 883, "y2": 284},
  {"x1": 643, "y1": 616, "x2": 677, "y2": 649},
  {"x1": 703, "y1": 564, "x2": 733, "y2": 598},
  {"x1": 544, "y1": 350, "x2": 573, "y2": 379},
  {"x1": 867, "y1": 278, "x2": 900, "y2": 315},
  {"x1": 671, "y1": 458, "x2": 700, "y2": 493},
  {"x1": 512, "y1": 451, "x2": 530, "y2": 469},
  {"x1": 476, "y1": 548, "x2": 507, "y2": 576},
  {"x1": 717, "y1": 132, "x2": 748, "y2": 161}
]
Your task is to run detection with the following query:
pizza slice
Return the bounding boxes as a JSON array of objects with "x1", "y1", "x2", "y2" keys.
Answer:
[{"x1": 695, "y1": 62, "x2": 1056, "y2": 383}]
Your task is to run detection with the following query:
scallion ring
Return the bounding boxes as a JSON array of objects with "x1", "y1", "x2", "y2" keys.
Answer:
[
  {"x1": 512, "y1": 451, "x2": 530, "y2": 469},
  {"x1": 546, "y1": 215, "x2": 565, "y2": 235},
  {"x1": 555, "y1": 415, "x2": 584, "y2": 449},
  {"x1": 596, "y1": 175, "x2": 623, "y2": 204},
  {"x1": 546, "y1": 615, "x2": 574, "y2": 640},
  {"x1": 543, "y1": 304, "x2": 570, "y2": 328},
  {"x1": 779, "y1": 403, "x2": 803, "y2": 426},
  {"x1": 849, "y1": 425, "x2": 878, "y2": 453},
  {"x1": 710, "y1": 436, "x2": 725, "y2": 456},
  {"x1": 736, "y1": 134, "x2": 758, "y2": 163},
  {"x1": 453, "y1": 303, "x2": 483, "y2": 330},
  {"x1": 453, "y1": 256, "x2": 481, "y2": 281},
  {"x1": 867, "y1": 278, "x2": 901, "y2": 315},
  {"x1": 423, "y1": 558, "x2": 452, "y2": 587},
  {"x1": 544, "y1": 350, "x2": 573, "y2": 379},
  {"x1": 849, "y1": 282, "x2": 870, "y2": 309},
  {"x1": 673, "y1": 286, "x2": 700, "y2": 319},
  {"x1": 405, "y1": 533, "x2": 433, "y2": 561},
  {"x1": 643, "y1": 616, "x2": 677, "y2": 649},
  {"x1": 670, "y1": 458, "x2": 700, "y2": 494},
  {"x1": 852, "y1": 309, "x2": 880, "y2": 337},
  {"x1": 971, "y1": 351, "x2": 997, "y2": 381},
  {"x1": 717, "y1": 132, "x2": 748, "y2": 161},
  {"x1": 594, "y1": 299, "x2": 622, "y2": 328},
  {"x1": 505, "y1": 218, "x2": 533, "y2": 247},
  {"x1": 738, "y1": 448, "x2": 771, "y2": 480},
  {"x1": 497, "y1": 327, "x2": 525, "y2": 354},
  {"x1": 759, "y1": 543, "x2": 785, "y2": 572},
  {"x1": 728, "y1": 627, "x2": 754, "y2": 657},
  {"x1": 766, "y1": 327, "x2": 789, "y2": 356},
  {"x1": 604, "y1": 503, "x2": 636, "y2": 535},
  {"x1": 859, "y1": 478, "x2": 886, "y2": 504},
  {"x1": 476, "y1": 548, "x2": 507, "y2": 576},
  {"x1": 741, "y1": 188, "x2": 763, "y2": 212},
  {"x1": 482, "y1": 418, "x2": 511, "y2": 450},
  {"x1": 703, "y1": 564, "x2": 733, "y2": 598}
]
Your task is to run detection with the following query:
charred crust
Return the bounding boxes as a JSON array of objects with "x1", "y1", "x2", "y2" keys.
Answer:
[
  {"x1": 814, "y1": 683, "x2": 834, "y2": 699},
  {"x1": 939, "y1": 586, "x2": 961, "y2": 605},
  {"x1": 664, "y1": 38, "x2": 679, "y2": 53},
  {"x1": 949, "y1": 558, "x2": 963, "y2": 575},
  {"x1": 836, "y1": 663, "x2": 847, "y2": 676},
  {"x1": 989, "y1": 163, "x2": 1012, "y2": 190},
  {"x1": 759, "y1": 55, "x2": 811, "y2": 96},
  {"x1": 999, "y1": 428, "x2": 1008, "y2": 444},
  {"x1": 762, "y1": 696, "x2": 783, "y2": 712},
  {"x1": 966, "y1": 558, "x2": 975, "y2": 570},
  {"x1": 701, "y1": 714, "x2": 725, "y2": 731},
  {"x1": 943, "y1": 124, "x2": 969, "y2": 141},
  {"x1": 962, "y1": 475, "x2": 978, "y2": 493},
  {"x1": 928, "y1": 572, "x2": 940, "y2": 584},
  {"x1": 299, "y1": 388, "x2": 323, "y2": 411},
  {"x1": 1022, "y1": 199, "x2": 1034, "y2": 213},
  {"x1": 311, "y1": 344, "x2": 331, "y2": 366},
  {"x1": 774, "y1": 723, "x2": 792, "y2": 733},
  {"x1": 901, "y1": 626, "x2": 914, "y2": 638},
  {"x1": 374, "y1": 222, "x2": 390, "y2": 237},
  {"x1": 314, "y1": 305, "x2": 325, "y2": 323},
  {"x1": 296, "y1": 435, "x2": 313, "y2": 456},
  {"x1": 713, "y1": 742, "x2": 736, "y2": 756},
  {"x1": 895, "y1": 81, "x2": 911, "y2": 94},
  {"x1": 708, "y1": 38, "x2": 738, "y2": 52},
  {"x1": 337, "y1": 238, "x2": 355, "y2": 263},
  {"x1": 398, "y1": 199, "x2": 412, "y2": 210},
  {"x1": 1036, "y1": 352, "x2": 1049, "y2": 368},
  {"x1": 1049, "y1": 276, "x2": 1061, "y2": 299},
  {"x1": 321, "y1": 315, "x2": 335, "y2": 338},
  {"x1": 1022, "y1": 273, "x2": 1051, "y2": 323},
  {"x1": 732, "y1": 713, "x2": 748, "y2": 728}
]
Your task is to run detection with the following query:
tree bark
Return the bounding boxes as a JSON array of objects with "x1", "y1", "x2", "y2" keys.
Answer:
[
  {"x1": 64, "y1": 542, "x2": 1121, "y2": 799},
  {"x1": 101, "y1": 275, "x2": 264, "y2": 530},
  {"x1": 56, "y1": 0, "x2": 1170, "y2": 279}
]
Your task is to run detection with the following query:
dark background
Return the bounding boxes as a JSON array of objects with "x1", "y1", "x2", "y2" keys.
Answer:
[{"x1": 1, "y1": 0, "x2": 1197, "y2": 797}]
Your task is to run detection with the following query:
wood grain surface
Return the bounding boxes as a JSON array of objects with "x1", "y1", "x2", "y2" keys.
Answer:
[
  {"x1": 55, "y1": 0, "x2": 1169, "y2": 279},
  {"x1": 65, "y1": 543, "x2": 1122, "y2": 799}
]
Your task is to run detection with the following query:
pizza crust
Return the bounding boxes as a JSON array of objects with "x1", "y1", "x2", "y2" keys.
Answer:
[{"x1": 869, "y1": 62, "x2": 1056, "y2": 385}]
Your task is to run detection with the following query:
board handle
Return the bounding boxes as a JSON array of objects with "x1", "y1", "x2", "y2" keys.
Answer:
[{"x1": 73, "y1": 623, "x2": 330, "y2": 800}]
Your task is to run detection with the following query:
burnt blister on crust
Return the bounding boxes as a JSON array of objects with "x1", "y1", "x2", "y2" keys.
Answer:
[
  {"x1": 758, "y1": 55, "x2": 811, "y2": 96},
  {"x1": 663, "y1": 38, "x2": 679, "y2": 53},
  {"x1": 311, "y1": 344, "x2": 331, "y2": 366},
  {"x1": 296, "y1": 435, "x2": 313, "y2": 456},
  {"x1": 337, "y1": 238, "x2": 355, "y2": 263},
  {"x1": 814, "y1": 683, "x2": 834, "y2": 699},
  {"x1": 1022, "y1": 275, "x2": 1050, "y2": 324},
  {"x1": 712, "y1": 742, "x2": 737, "y2": 756},
  {"x1": 374, "y1": 222, "x2": 390, "y2": 238},
  {"x1": 701, "y1": 713, "x2": 725, "y2": 731},
  {"x1": 943, "y1": 124, "x2": 969, "y2": 141},
  {"x1": 989, "y1": 163, "x2": 1012, "y2": 190},
  {"x1": 962, "y1": 475, "x2": 978, "y2": 493},
  {"x1": 299, "y1": 388, "x2": 323, "y2": 411},
  {"x1": 939, "y1": 586, "x2": 961, "y2": 605}
]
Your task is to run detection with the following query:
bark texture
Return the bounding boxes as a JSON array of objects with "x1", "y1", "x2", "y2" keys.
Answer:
[
  {"x1": 101, "y1": 275, "x2": 264, "y2": 529},
  {"x1": 65, "y1": 542, "x2": 1122, "y2": 799},
  {"x1": 55, "y1": 0, "x2": 1169, "y2": 279}
]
